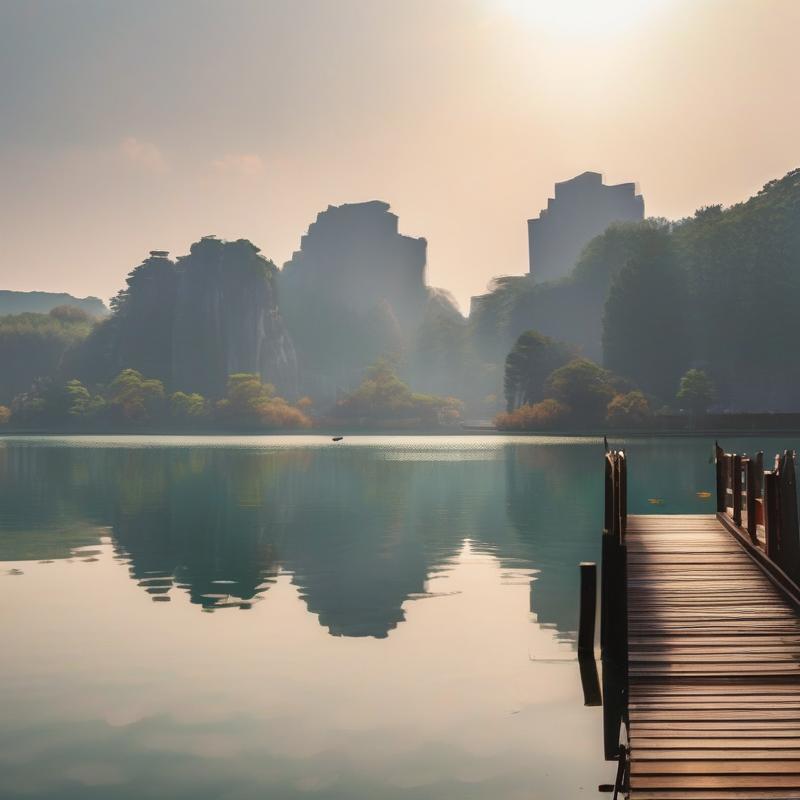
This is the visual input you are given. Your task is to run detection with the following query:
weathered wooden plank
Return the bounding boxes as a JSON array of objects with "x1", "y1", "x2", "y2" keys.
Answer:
[
  {"x1": 633, "y1": 793, "x2": 800, "y2": 799},
  {"x1": 631, "y1": 700, "x2": 800, "y2": 709},
  {"x1": 631, "y1": 709, "x2": 800, "y2": 721},
  {"x1": 636, "y1": 749, "x2": 800, "y2": 760},
  {"x1": 626, "y1": 513, "x2": 800, "y2": 798},
  {"x1": 632, "y1": 776, "x2": 800, "y2": 788},
  {"x1": 630, "y1": 738, "x2": 800, "y2": 749},
  {"x1": 632, "y1": 760, "x2": 800, "y2": 774},
  {"x1": 633, "y1": 792, "x2": 800, "y2": 799}
]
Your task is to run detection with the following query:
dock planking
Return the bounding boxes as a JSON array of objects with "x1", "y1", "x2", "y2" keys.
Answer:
[
  {"x1": 626, "y1": 513, "x2": 800, "y2": 799},
  {"x1": 592, "y1": 447, "x2": 800, "y2": 799}
]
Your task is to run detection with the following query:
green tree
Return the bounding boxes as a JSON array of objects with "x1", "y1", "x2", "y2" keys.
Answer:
[
  {"x1": 65, "y1": 379, "x2": 105, "y2": 418},
  {"x1": 0, "y1": 308, "x2": 94, "y2": 404},
  {"x1": 602, "y1": 228, "x2": 690, "y2": 401},
  {"x1": 105, "y1": 253, "x2": 179, "y2": 384},
  {"x1": 106, "y1": 369, "x2": 165, "y2": 424},
  {"x1": 544, "y1": 358, "x2": 617, "y2": 424},
  {"x1": 503, "y1": 330, "x2": 573, "y2": 411},
  {"x1": 335, "y1": 359, "x2": 462, "y2": 426},
  {"x1": 674, "y1": 169, "x2": 800, "y2": 409},
  {"x1": 170, "y1": 391, "x2": 209, "y2": 421},
  {"x1": 606, "y1": 390, "x2": 651, "y2": 426},
  {"x1": 495, "y1": 398, "x2": 569, "y2": 431},
  {"x1": 216, "y1": 373, "x2": 311, "y2": 429},
  {"x1": 676, "y1": 369, "x2": 716, "y2": 415}
]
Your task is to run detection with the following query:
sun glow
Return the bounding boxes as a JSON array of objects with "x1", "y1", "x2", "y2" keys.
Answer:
[{"x1": 499, "y1": 0, "x2": 668, "y2": 37}]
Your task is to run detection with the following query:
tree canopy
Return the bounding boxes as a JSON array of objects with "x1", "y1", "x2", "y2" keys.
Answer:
[
  {"x1": 602, "y1": 227, "x2": 690, "y2": 401},
  {"x1": 216, "y1": 373, "x2": 311, "y2": 429},
  {"x1": 545, "y1": 358, "x2": 619, "y2": 424},
  {"x1": 503, "y1": 330, "x2": 574, "y2": 412},
  {"x1": 0, "y1": 308, "x2": 95, "y2": 404},
  {"x1": 676, "y1": 369, "x2": 716, "y2": 416},
  {"x1": 333, "y1": 360, "x2": 462, "y2": 427}
]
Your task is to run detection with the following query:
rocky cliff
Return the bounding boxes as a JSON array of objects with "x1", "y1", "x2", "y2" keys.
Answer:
[
  {"x1": 171, "y1": 237, "x2": 297, "y2": 398},
  {"x1": 280, "y1": 201, "x2": 447, "y2": 401},
  {"x1": 282, "y1": 201, "x2": 429, "y2": 326},
  {"x1": 80, "y1": 239, "x2": 297, "y2": 397}
]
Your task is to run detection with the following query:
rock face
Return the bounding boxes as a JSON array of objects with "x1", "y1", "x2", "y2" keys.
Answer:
[
  {"x1": 280, "y1": 201, "x2": 435, "y2": 401},
  {"x1": 172, "y1": 238, "x2": 297, "y2": 398},
  {"x1": 527, "y1": 171, "x2": 644, "y2": 283},
  {"x1": 282, "y1": 200, "x2": 428, "y2": 326},
  {"x1": 86, "y1": 239, "x2": 297, "y2": 397}
]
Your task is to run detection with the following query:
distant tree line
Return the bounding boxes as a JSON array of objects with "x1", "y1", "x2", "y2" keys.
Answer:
[
  {"x1": 496, "y1": 340, "x2": 713, "y2": 431},
  {"x1": 473, "y1": 168, "x2": 800, "y2": 413},
  {"x1": 4, "y1": 370, "x2": 313, "y2": 431}
]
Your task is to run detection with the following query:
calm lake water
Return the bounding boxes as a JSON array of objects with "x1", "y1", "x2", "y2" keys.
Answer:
[{"x1": 1, "y1": 433, "x2": 797, "y2": 800}]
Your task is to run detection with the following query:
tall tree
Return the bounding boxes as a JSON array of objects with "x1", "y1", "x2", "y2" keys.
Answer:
[
  {"x1": 602, "y1": 229, "x2": 690, "y2": 402},
  {"x1": 503, "y1": 330, "x2": 573, "y2": 411},
  {"x1": 676, "y1": 369, "x2": 716, "y2": 416},
  {"x1": 544, "y1": 358, "x2": 617, "y2": 424}
]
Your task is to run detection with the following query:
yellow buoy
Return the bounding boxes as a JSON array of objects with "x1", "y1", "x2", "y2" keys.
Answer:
[
  {"x1": 696, "y1": 491, "x2": 712, "y2": 499},
  {"x1": 648, "y1": 498, "x2": 665, "y2": 505}
]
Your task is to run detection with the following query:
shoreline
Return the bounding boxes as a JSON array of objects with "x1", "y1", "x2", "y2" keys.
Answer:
[{"x1": 3, "y1": 426, "x2": 800, "y2": 438}]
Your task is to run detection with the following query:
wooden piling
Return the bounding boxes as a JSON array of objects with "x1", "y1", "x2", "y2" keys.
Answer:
[
  {"x1": 578, "y1": 561, "x2": 597, "y2": 656},
  {"x1": 714, "y1": 441, "x2": 725, "y2": 513}
]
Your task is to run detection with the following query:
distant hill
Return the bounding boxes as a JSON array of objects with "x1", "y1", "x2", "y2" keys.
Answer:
[{"x1": 0, "y1": 290, "x2": 108, "y2": 317}]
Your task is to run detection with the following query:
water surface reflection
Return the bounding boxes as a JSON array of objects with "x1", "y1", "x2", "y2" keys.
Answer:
[{"x1": 2, "y1": 434, "x2": 795, "y2": 799}]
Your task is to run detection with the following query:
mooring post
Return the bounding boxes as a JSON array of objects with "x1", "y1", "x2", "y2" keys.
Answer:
[
  {"x1": 779, "y1": 451, "x2": 800, "y2": 584},
  {"x1": 578, "y1": 562, "x2": 597, "y2": 656},
  {"x1": 732, "y1": 453, "x2": 743, "y2": 527},
  {"x1": 764, "y1": 466, "x2": 780, "y2": 562},
  {"x1": 746, "y1": 456, "x2": 758, "y2": 541},
  {"x1": 715, "y1": 441, "x2": 725, "y2": 513}
]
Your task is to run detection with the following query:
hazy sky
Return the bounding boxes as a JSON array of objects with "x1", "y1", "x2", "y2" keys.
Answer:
[{"x1": 1, "y1": 0, "x2": 798, "y2": 311}]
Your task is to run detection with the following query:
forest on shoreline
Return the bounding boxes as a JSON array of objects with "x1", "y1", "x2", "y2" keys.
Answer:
[{"x1": 0, "y1": 168, "x2": 798, "y2": 433}]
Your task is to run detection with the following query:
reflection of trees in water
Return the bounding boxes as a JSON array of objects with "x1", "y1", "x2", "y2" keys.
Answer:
[
  {"x1": 501, "y1": 443, "x2": 603, "y2": 639},
  {"x1": 0, "y1": 444, "x2": 110, "y2": 560},
  {"x1": 0, "y1": 440, "x2": 627, "y2": 639}
]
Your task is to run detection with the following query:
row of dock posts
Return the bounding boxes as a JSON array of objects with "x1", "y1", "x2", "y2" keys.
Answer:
[
  {"x1": 714, "y1": 442, "x2": 800, "y2": 595},
  {"x1": 577, "y1": 442, "x2": 800, "y2": 796},
  {"x1": 578, "y1": 445, "x2": 800, "y2": 757},
  {"x1": 577, "y1": 449, "x2": 629, "y2": 782}
]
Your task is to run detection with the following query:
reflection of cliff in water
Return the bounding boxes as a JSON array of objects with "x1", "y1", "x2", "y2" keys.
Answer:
[
  {"x1": 0, "y1": 440, "x2": 611, "y2": 640},
  {"x1": 109, "y1": 450, "x2": 285, "y2": 609}
]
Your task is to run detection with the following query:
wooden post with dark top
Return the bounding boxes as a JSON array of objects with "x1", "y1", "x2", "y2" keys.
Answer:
[
  {"x1": 578, "y1": 562, "x2": 597, "y2": 656},
  {"x1": 745, "y1": 456, "x2": 754, "y2": 538},
  {"x1": 779, "y1": 450, "x2": 800, "y2": 583},
  {"x1": 732, "y1": 452, "x2": 742, "y2": 526},
  {"x1": 715, "y1": 441, "x2": 725, "y2": 513},
  {"x1": 601, "y1": 451, "x2": 627, "y2": 660},
  {"x1": 746, "y1": 452, "x2": 763, "y2": 542},
  {"x1": 764, "y1": 460, "x2": 781, "y2": 561}
]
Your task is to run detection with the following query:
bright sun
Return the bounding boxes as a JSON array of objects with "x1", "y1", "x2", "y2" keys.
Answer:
[{"x1": 500, "y1": 0, "x2": 667, "y2": 36}]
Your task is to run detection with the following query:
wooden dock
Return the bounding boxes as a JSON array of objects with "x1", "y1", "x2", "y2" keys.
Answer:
[{"x1": 597, "y1": 447, "x2": 800, "y2": 799}]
